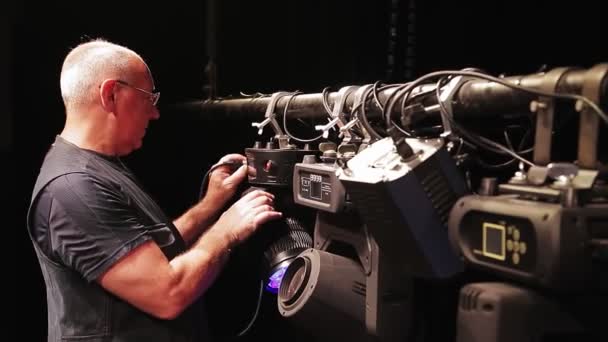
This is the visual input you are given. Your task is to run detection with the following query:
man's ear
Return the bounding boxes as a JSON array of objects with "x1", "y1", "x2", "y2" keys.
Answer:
[{"x1": 99, "y1": 79, "x2": 117, "y2": 112}]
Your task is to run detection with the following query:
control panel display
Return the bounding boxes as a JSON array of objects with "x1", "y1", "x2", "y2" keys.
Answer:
[
  {"x1": 463, "y1": 211, "x2": 536, "y2": 272},
  {"x1": 482, "y1": 223, "x2": 506, "y2": 261},
  {"x1": 449, "y1": 194, "x2": 605, "y2": 291},
  {"x1": 293, "y1": 163, "x2": 346, "y2": 213},
  {"x1": 299, "y1": 172, "x2": 331, "y2": 204}
]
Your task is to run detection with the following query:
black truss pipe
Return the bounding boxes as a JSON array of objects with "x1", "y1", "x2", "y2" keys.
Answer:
[{"x1": 174, "y1": 65, "x2": 607, "y2": 122}]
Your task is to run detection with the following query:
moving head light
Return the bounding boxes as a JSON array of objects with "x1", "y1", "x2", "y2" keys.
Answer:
[
  {"x1": 279, "y1": 136, "x2": 465, "y2": 341},
  {"x1": 448, "y1": 168, "x2": 608, "y2": 292}
]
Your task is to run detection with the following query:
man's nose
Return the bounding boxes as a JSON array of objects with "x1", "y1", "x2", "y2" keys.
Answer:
[{"x1": 149, "y1": 106, "x2": 160, "y2": 120}]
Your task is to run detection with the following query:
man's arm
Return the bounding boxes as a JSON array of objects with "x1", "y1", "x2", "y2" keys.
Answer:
[
  {"x1": 173, "y1": 195, "x2": 225, "y2": 245},
  {"x1": 98, "y1": 189, "x2": 281, "y2": 320}
]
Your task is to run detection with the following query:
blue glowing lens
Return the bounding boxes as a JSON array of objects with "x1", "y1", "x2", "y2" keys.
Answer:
[{"x1": 265, "y1": 265, "x2": 289, "y2": 293}]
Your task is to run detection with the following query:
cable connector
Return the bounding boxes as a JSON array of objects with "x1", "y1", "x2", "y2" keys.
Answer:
[{"x1": 387, "y1": 126, "x2": 415, "y2": 160}]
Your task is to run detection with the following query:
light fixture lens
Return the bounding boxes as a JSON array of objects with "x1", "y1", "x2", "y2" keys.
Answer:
[{"x1": 266, "y1": 264, "x2": 289, "y2": 293}]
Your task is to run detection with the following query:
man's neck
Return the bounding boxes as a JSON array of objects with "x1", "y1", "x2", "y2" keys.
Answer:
[{"x1": 60, "y1": 121, "x2": 117, "y2": 157}]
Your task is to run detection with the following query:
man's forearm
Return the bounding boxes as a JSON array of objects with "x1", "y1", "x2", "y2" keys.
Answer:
[
  {"x1": 160, "y1": 224, "x2": 235, "y2": 319},
  {"x1": 173, "y1": 196, "x2": 225, "y2": 245}
]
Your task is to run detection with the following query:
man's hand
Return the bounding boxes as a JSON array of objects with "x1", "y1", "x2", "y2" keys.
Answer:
[
  {"x1": 174, "y1": 153, "x2": 249, "y2": 244},
  {"x1": 205, "y1": 154, "x2": 248, "y2": 208},
  {"x1": 215, "y1": 189, "x2": 282, "y2": 246}
]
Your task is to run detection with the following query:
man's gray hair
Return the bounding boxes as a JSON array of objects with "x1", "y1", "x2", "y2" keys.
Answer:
[{"x1": 59, "y1": 38, "x2": 141, "y2": 111}]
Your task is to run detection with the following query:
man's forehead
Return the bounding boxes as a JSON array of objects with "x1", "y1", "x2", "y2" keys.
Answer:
[{"x1": 130, "y1": 62, "x2": 156, "y2": 88}]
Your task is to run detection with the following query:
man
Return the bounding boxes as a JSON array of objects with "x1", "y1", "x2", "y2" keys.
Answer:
[{"x1": 26, "y1": 38, "x2": 282, "y2": 341}]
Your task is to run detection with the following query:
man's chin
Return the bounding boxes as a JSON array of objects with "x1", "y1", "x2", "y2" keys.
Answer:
[
  {"x1": 118, "y1": 141, "x2": 143, "y2": 156},
  {"x1": 132, "y1": 140, "x2": 143, "y2": 153}
]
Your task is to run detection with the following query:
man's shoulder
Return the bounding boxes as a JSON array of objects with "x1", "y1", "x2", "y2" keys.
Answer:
[
  {"x1": 33, "y1": 147, "x2": 119, "y2": 204},
  {"x1": 37, "y1": 139, "x2": 92, "y2": 173},
  {"x1": 37, "y1": 137, "x2": 121, "y2": 183}
]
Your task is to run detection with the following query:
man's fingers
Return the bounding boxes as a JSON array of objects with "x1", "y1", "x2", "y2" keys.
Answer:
[
  {"x1": 253, "y1": 211, "x2": 283, "y2": 227},
  {"x1": 248, "y1": 194, "x2": 274, "y2": 207},
  {"x1": 251, "y1": 204, "x2": 275, "y2": 217},
  {"x1": 240, "y1": 189, "x2": 275, "y2": 202}
]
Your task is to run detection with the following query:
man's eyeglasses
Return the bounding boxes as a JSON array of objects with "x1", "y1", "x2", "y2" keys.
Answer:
[{"x1": 116, "y1": 80, "x2": 160, "y2": 106}]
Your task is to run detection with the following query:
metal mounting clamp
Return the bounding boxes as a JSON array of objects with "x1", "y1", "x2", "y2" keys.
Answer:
[
  {"x1": 251, "y1": 91, "x2": 292, "y2": 148},
  {"x1": 315, "y1": 86, "x2": 358, "y2": 140}
]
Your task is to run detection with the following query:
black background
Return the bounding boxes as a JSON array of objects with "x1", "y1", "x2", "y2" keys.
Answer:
[{"x1": 6, "y1": 0, "x2": 607, "y2": 341}]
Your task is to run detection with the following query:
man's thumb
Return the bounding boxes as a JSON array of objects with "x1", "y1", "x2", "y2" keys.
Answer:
[{"x1": 224, "y1": 164, "x2": 248, "y2": 186}]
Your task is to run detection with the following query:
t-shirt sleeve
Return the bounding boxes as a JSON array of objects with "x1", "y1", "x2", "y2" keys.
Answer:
[{"x1": 46, "y1": 172, "x2": 157, "y2": 282}]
